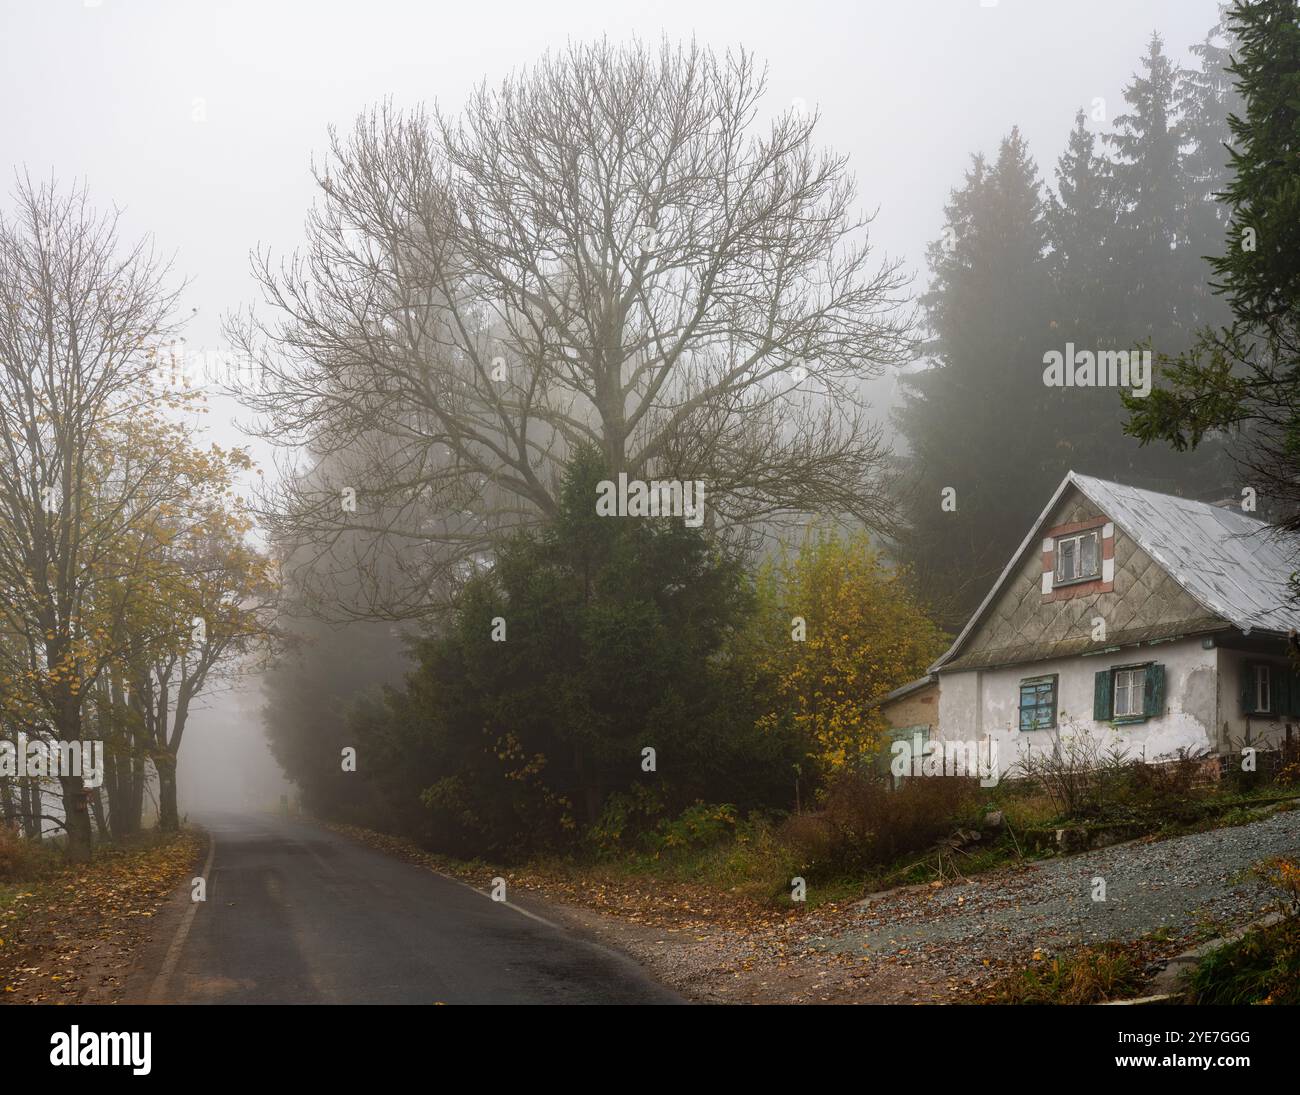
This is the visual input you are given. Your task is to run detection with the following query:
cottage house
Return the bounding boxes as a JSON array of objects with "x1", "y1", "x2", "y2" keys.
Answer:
[{"x1": 928, "y1": 472, "x2": 1300, "y2": 781}]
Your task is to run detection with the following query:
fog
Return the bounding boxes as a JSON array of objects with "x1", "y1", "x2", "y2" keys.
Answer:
[{"x1": 0, "y1": 0, "x2": 1225, "y2": 815}]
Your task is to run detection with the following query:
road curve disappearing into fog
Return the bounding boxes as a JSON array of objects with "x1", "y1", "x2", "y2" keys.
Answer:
[{"x1": 156, "y1": 812, "x2": 681, "y2": 1005}]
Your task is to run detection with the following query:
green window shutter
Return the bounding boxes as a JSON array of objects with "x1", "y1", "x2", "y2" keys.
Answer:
[
  {"x1": 1242, "y1": 664, "x2": 1258, "y2": 714},
  {"x1": 1274, "y1": 669, "x2": 1291, "y2": 716},
  {"x1": 1093, "y1": 669, "x2": 1112, "y2": 720},
  {"x1": 1290, "y1": 670, "x2": 1300, "y2": 717},
  {"x1": 1144, "y1": 663, "x2": 1166, "y2": 718}
]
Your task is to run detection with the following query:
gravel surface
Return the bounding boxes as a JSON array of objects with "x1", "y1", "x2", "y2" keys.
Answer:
[{"x1": 810, "y1": 808, "x2": 1300, "y2": 979}]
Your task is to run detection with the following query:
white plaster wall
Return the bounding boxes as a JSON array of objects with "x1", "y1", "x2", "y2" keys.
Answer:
[{"x1": 936, "y1": 636, "x2": 1218, "y2": 779}]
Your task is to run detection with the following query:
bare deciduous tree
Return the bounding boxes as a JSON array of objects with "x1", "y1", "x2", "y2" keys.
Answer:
[{"x1": 231, "y1": 39, "x2": 915, "y2": 620}]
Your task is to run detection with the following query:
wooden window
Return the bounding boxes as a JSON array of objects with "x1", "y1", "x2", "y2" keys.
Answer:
[
  {"x1": 1018, "y1": 674, "x2": 1058, "y2": 731},
  {"x1": 1113, "y1": 667, "x2": 1144, "y2": 718},
  {"x1": 1094, "y1": 663, "x2": 1165, "y2": 722},
  {"x1": 1243, "y1": 663, "x2": 1296, "y2": 716},
  {"x1": 1054, "y1": 528, "x2": 1101, "y2": 584}
]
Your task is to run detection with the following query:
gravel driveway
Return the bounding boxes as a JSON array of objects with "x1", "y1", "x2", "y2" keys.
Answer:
[{"x1": 811, "y1": 808, "x2": 1300, "y2": 980}]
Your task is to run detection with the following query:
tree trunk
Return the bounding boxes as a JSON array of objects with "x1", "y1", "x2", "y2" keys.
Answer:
[
  {"x1": 127, "y1": 733, "x2": 147, "y2": 835},
  {"x1": 157, "y1": 752, "x2": 179, "y2": 833},
  {"x1": 59, "y1": 771, "x2": 94, "y2": 863},
  {"x1": 90, "y1": 786, "x2": 109, "y2": 841},
  {"x1": 55, "y1": 694, "x2": 93, "y2": 862},
  {"x1": 19, "y1": 778, "x2": 39, "y2": 838}
]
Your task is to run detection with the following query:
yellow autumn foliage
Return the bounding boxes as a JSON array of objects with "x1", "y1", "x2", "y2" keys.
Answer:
[{"x1": 751, "y1": 529, "x2": 947, "y2": 772}]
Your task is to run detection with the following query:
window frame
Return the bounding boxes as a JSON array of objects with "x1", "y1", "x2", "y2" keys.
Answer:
[
  {"x1": 1112, "y1": 665, "x2": 1147, "y2": 721},
  {"x1": 1254, "y1": 663, "x2": 1273, "y2": 714},
  {"x1": 1018, "y1": 673, "x2": 1059, "y2": 732},
  {"x1": 1054, "y1": 528, "x2": 1102, "y2": 586}
]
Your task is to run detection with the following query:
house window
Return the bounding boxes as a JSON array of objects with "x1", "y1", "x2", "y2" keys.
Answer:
[
  {"x1": 1055, "y1": 529, "x2": 1101, "y2": 584},
  {"x1": 1254, "y1": 664, "x2": 1272, "y2": 713},
  {"x1": 1018, "y1": 674, "x2": 1058, "y2": 731},
  {"x1": 1094, "y1": 662, "x2": 1165, "y2": 722},
  {"x1": 1243, "y1": 662, "x2": 1297, "y2": 716},
  {"x1": 1113, "y1": 666, "x2": 1145, "y2": 718}
]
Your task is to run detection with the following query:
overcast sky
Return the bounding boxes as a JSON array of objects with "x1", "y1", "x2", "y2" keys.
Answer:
[{"x1": 2, "y1": 0, "x2": 1222, "y2": 378}]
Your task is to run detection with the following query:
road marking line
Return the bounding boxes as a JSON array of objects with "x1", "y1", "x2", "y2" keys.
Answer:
[{"x1": 147, "y1": 829, "x2": 215, "y2": 1003}]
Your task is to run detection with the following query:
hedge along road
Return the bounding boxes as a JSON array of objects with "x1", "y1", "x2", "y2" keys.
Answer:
[{"x1": 147, "y1": 811, "x2": 682, "y2": 1004}]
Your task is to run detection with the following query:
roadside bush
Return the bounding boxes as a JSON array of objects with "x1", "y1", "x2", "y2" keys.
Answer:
[
  {"x1": 586, "y1": 785, "x2": 668, "y2": 858},
  {"x1": 0, "y1": 823, "x2": 54, "y2": 882},
  {"x1": 590, "y1": 795, "x2": 741, "y2": 860},
  {"x1": 1274, "y1": 739, "x2": 1300, "y2": 786},
  {"x1": 647, "y1": 802, "x2": 739, "y2": 856},
  {"x1": 782, "y1": 772, "x2": 978, "y2": 878}
]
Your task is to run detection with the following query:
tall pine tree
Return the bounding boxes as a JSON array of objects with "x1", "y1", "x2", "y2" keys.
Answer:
[
  {"x1": 1127, "y1": 0, "x2": 1300, "y2": 549},
  {"x1": 896, "y1": 130, "x2": 1058, "y2": 627}
]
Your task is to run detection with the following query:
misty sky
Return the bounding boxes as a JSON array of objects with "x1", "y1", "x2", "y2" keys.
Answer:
[
  {"x1": 2, "y1": 0, "x2": 1223, "y2": 415},
  {"x1": 0, "y1": 0, "x2": 1225, "y2": 808}
]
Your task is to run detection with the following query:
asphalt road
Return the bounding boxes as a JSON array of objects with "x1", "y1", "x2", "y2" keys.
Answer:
[{"x1": 156, "y1": 812, "x2": 681, "y2": 1004}]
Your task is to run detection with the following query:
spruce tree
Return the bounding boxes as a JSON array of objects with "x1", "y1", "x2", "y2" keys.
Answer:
[
  {"x1": 1182, "y1": 7, "x2": 1243, "y2": 327},
  {"x1": 1127, "y1": 0, "x2": 1300, "y2": 546},
  {"x1": 1106, "y1": 32, "x2": 1204, "y2": 346},
  {"x1": 896, "y1": 129, "x2": 1057, "y2": 627}
]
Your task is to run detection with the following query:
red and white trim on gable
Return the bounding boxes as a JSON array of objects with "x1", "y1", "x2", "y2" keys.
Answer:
[{"x1": 1040, "y1": 517, "x2": 1115, "y2": 602}]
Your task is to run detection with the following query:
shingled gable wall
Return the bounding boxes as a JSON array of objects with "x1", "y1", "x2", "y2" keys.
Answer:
[{"x1": 942, "y1": 485, "x2": 1224, "y2": 674}]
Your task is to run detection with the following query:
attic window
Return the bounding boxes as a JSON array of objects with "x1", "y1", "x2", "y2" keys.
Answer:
[{"x1": 1055, "y1": 528, "x2": 1100, "y2": 585}]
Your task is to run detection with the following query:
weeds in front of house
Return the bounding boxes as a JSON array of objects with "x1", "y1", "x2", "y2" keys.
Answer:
[
  {"x1": 1185, "y1": 856, "x2": 1300, "y2": 1005},
  {"x1": 978, "y1": 942, "x2": 1147, "y2": 1005}
]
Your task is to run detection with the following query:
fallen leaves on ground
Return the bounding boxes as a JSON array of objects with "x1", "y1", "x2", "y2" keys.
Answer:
[{"x1": 0, "y1": 831, "x2": 202, "y2": 1004}]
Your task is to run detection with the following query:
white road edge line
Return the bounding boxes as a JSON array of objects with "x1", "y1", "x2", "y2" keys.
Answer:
[
  {"x1": 146, "y1": 831, "x2": 215, "y2": 1003},
  {"x1": 436, "y1": 869, "x2": 559, "y2": 928}
]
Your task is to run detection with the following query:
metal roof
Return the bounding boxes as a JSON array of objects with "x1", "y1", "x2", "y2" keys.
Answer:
[
  {"x1": 1070, "y1": 473, "x2": 1300, "y2": 635},
  {"x1": 931, "y1": 471, "x2": 1300, "y2": 672}
]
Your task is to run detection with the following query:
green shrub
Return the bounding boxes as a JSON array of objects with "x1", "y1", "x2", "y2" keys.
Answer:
[
  {"x1": 586, "y1": 785, "x2": 668, "y2": 858},
  {"x1": 648, "y1": 802, "x2": 738, "y2": 855},
  {"x1": 1186, "y1": 917, "x2": 1300, "y2": 1004}
]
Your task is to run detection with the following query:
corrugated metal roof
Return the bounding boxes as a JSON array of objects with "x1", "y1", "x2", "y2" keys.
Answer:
[
  {"x1": 1070, "y1": 473, "x2": 1300, "y2": 634},
  {"x1": 931, "y1": 471, "x2": 1300, "y2": 673}
]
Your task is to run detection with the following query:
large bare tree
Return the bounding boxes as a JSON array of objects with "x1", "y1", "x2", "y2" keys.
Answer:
[{"x1": 231, "y1": 40, "x2": 915, "y2": 619}]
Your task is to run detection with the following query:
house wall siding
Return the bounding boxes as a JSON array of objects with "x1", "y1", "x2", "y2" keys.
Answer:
[
  {"x1": 937, "y1": 636, "x2": 1217, "y2": 780},
  {"x1": 948, "y1": 488, "x2": 1219, "y2": 672}
]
